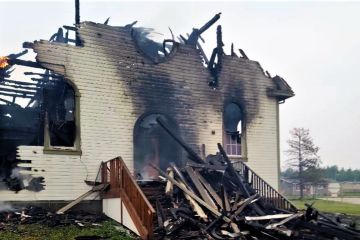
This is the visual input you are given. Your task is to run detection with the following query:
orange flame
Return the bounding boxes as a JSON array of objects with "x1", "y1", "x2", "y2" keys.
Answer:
[{"x1": 0, "y1": 56, "x2": 9, "y2": 69}]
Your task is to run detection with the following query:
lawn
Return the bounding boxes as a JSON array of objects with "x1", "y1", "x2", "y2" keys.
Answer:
[
  {"x1": 290, "y1": 198, "x2": 360, "y2": 216},
  {"x1": 0, "y1": 220, "x2": 135, "y2": 240}
]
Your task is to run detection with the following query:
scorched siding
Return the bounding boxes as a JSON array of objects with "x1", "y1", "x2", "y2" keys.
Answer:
[{"x1": 1, "y1": 21, "x2": 283, "y2": 200}]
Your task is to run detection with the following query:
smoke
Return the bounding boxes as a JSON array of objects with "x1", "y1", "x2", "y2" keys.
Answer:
[
  {"x1": 6, "y1": 168, "x2": 45, "y2": 192},
  {"x1": 0, "y1": 201, "x2": 14, "y2": 212},
  {"x1": 10, "y1": 167, "x2": 21, "y2": 179}
]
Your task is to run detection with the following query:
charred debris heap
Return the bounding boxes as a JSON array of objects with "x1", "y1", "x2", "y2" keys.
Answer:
[{"x1": 137, "y1": 118, "x2": 360, "y2": 240}]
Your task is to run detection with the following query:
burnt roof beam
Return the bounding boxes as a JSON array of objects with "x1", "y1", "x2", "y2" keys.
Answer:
[{"x1": 187, "y1": 13, "x2": 221, "y2": 46}]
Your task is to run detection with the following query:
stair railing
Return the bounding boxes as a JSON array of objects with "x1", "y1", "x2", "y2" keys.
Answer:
[{"x1": 101, "y1": 157, "x2": 155, "y2": 240}]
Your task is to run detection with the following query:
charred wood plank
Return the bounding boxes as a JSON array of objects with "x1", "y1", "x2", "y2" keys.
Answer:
[
  {"x1": 56, "y1": 183, "x2": 109, "y2": 214},
  {"x1": 239, "y1": 49, "x2": 249, "y2": 59},
  {"x1": 150, "y1": 163, "x2": 231, "y2": 223},
  {"x1": 0, "y1": 97, "x2": 20, "y2": 106},
  {"x1": 157, "y1": 117, "x2": 205, "y2": 163},
  {"x1": 265, "y1": 212, "x2": 303, "y2": 229},
  {"x1": 0, "y1": 86, "x2": 36, "y2": 94},
  {"x1": 186, "y1": 161, "x2": 227, "y2": 171},
  {"x1": 0, "y1": 91, "x2": 34, "y2": 98},
  {"x1": 7, "y1": 59, "x2": 43, "y2": 69},
  {"x1": 222, "y1": 187, "x2": 231, "y2": 212},
  {"x1": 165, "y1": 168, "x2": 174, "y2": 196},
  {"x1": 170, "y1": 162, "x2": 196, "y2": 194},
  {"x1": 0, "y1": 79, "x2": 39, "y2": 86},
  {"x1": 178, "y1": 181, "x2": 208, "y2": 221},
  {"x1": 0, "y1": 82, "x2": 39, "y2": 91},
  {"x1": 196, "y1": 171, "x2": 223, "y2": 208},
  {"x1": 245, "y1": 213, "x2": 294, "y2": 221},
  {"x1": 185, "y1": 166, "x2": 217, "y2": 210},
  {"x1": 155, "y1": 199, "x2": 165, "y2": 229},
  {"x1": 229, "y1": 194, "x2": 259, "y2": 222}
]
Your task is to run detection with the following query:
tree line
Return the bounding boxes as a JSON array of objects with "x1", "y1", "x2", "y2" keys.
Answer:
[{"x1": 283, "y1": 166, "x2": 360, "y2": 182}]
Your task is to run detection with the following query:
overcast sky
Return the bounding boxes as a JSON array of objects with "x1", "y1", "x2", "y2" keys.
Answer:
[{"x1": 1, "y1": 0, "x2": 359, "y2": 169}]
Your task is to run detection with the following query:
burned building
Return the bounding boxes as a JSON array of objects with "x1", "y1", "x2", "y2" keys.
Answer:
[
  {"x1": 0, "y1": 14, "x2": 293, "y2": 202},
  {"x1": 3, "y1": 9, "x2": 360, "y2": 240}
]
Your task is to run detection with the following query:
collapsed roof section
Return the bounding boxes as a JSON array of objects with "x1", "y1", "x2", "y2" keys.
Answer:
[{"x1": 23, "y1": 13, "x2": 294, "y2": 98}]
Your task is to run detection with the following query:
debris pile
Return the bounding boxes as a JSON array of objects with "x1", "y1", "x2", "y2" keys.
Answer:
[
  {"x1": 0, "y1": 206, "x2": 106, "y2": 229},
  {"x1": 139, "y1": 118, "x2": 360, "y2": 240}
]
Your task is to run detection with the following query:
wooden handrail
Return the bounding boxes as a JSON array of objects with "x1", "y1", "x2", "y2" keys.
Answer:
[
  {"x1": 233, "y1": 161, "x2": 297, "y2": 211},
  {"x1": 101, "y1": 157, "x2": 155, "y2": 240}
]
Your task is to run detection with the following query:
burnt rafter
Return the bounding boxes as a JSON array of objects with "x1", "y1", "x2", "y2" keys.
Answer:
[
  {"x1": 186, "y1": 13, "x2": 221, "y2": 46},
  {"x1": 0, "y1": 86, "x2": 36, "y2": 94},
  {"x1": 1, "y1": 79, "x2": 39, "y2": 86},
  {"x1": 208, "y1": 25, "x2": 224, "y2": 87},
  {"x1": 0, "y1": 82, "x2": 39, "y2": 91},
  {"x1": 0, "y1": 91, "x2": 34, "y2": 98},
  {"x1": 7, "y1": 58, "x2": 43, "y2": 69}
]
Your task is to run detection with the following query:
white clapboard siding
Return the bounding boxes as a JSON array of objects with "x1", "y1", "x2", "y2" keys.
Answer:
[{"x1": 1, "y1": 21, "x2": 283, "y2": 201}]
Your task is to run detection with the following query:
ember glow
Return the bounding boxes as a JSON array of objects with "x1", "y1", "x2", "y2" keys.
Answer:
[{"x1": 0, "y1": 56, "x2": 9, "y2": 69}]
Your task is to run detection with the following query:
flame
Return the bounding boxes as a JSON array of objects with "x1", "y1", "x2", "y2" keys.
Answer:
[{"x1": 0, "y1": 56, "x2": 9, "y2": 69}]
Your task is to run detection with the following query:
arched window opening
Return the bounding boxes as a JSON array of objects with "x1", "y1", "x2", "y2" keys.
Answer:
[
  {"x1": 224, "y1": 103, "x2": 243, "y2": 156},
  {"x1": 134, "y1": 114, "x2": 181, "y2": 180}
]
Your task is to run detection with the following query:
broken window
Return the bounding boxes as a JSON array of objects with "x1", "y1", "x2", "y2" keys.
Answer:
[
  {"x1": 134, "y1": 114, "x2": 181, "y2": 180},
  {"x1": 43, "y1": 79, "x2": 80, "y2": 152},
  {"x1": 223, "y1": 103, "x2": 243, "y2": 156}
]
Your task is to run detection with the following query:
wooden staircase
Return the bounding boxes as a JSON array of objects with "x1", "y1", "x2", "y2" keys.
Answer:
[{"x1": 101, "y1": 157, "x2": 155, "y2": 240}]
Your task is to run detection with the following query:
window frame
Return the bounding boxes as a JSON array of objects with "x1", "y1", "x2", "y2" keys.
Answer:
[
  {"x1": 223, "y1": 102, "x2": 247, "y2": 160},
  {"x1": 43, "y1": 83, "x2": 81, "y2": 155}
]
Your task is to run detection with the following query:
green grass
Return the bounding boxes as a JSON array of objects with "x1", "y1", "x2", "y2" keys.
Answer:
[
  {"x1": 290, "y1": 199, "x2": 360, "y2": 216},
  {"x1": 0, "y1": 220, "x2": 135, "y2": 240}
]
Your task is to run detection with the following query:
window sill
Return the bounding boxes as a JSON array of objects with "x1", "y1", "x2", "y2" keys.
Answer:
[
  {"x1": 228, "y1": 155, "x2": 248, "y2": 162},
  {"x1": 43, "y1": 147, "x2": 82, "y2": 155}
]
